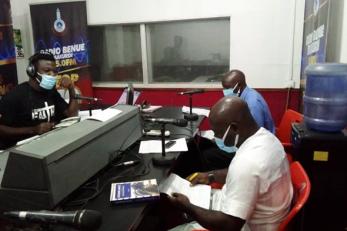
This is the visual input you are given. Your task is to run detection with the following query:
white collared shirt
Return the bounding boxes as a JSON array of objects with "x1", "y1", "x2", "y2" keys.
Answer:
[{"x1": 213, "y1": 127, "x2": 293, "y2": 231}]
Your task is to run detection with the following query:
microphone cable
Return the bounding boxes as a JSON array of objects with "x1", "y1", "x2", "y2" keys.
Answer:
[
  {"x1": 63, "y1": 130, "x2": 151, "y2": 209},
  {"x1": 108, "y1": 122, "x2": 142, "y2": 162},
  {"x1": 63, "y1": 178, "x2": 100, "y2": 208},
  {"x1": 64, "y1": 112, "x2": 187, "y2": 208},
  {"x1": 63, "y1": 122, "x2": 143, "y2": 208},
  {"x1": 73, "y1": 158, "x2": 151, "y2": 208},
  {"x1": 64, "y1": 158, "x2": 149, "y2": 209},
  {"x1": 66, "y1": 116, "x2": 200, "y2": 207}
]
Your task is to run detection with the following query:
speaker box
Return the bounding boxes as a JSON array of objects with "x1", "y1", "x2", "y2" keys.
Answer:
[{"x1": 292, "y1": 123, "x2": 347, "y2": 231}]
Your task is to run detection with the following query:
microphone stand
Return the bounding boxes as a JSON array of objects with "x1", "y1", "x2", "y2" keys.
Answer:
[
  {"x1": 88, "y1": 101, "x2": 92, "y2": 116},
  {"x1": 152, "y1": 124, "x2": 175, "y2": 166},
  {"x1": 75, "y1": 95, "x2": 101, "y2": 116},
  {"x1": 79, "y1": 98, "x2": 96, "y2": 116},
  {"x1": 184, "y1": 94, "x2": 198, "y2": 121}
]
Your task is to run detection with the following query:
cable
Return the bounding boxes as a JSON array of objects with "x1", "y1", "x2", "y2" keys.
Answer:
[
  {"x1": 64, "y1": 112, "x2": 198, "y2": 208},
  {"x1": 63, "y1": 178, "x2": 100, "y2": 207},
  {"x1": 83, "y1": 160, "x2": 151, "y2": 207},
  {"x1": 110, "y1": 140, "x2": 142, "y2": 167},
  {"x1": 64, "y1": 151, "x2": 151, "y2": 209},
  {"x1": 108, "y1": 123, "x2": 142, "y2": 162}
]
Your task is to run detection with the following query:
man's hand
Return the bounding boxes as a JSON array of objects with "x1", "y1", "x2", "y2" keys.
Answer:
[
  {"x1": 60, "y1": 76, "x2": 73, "y2": 90},
  {"x1": 186, "y1": 172, "x2": 209, "y2": 185},
  {"x1": 34, "y1": 122, "x2": 54, "y2": 134},
  {"x1": 169, "y1": 192, "x2": 190, "y2": 211}
]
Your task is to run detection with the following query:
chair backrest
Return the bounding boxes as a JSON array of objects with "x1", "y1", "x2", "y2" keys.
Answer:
[
  {"x1": 276, "y1": 109, "x2": 303, "y2": 143},
  {"x1": 278, "y1": 161, "x2": 311, "y2": 231}
]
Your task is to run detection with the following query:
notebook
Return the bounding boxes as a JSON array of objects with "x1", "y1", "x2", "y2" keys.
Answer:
[{"x1": 110, "y1": 179, "x2": 160, "y2": 204}]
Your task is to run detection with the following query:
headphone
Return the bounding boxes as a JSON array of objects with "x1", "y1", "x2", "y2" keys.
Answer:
[
  {"x1": 26, "y1": 51, "x2": 55, "y2": 78},
  {"x1": 26, "y1": 55, "x2": 36, "y2": 78}
]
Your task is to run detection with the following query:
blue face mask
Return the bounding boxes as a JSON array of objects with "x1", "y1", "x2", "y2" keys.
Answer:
[
  {"x1": 37, "y1": 73, "x2": 57, "y2": 90},
  {"x1": 214, "y1": 125, "x2": 239, "y2": 153},
  {"x1": 223, "y1": 83, "x2": 239, "y2": 97}
]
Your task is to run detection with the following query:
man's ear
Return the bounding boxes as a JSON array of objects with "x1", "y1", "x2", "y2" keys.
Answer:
[{"x1": 230, "y1": 122, "x2": 238, "y2": 133}]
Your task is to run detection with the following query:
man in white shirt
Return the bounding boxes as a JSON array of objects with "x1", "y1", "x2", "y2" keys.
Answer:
[{"x1": 169, "y1": 97, "x2": 293, "y2": 231}]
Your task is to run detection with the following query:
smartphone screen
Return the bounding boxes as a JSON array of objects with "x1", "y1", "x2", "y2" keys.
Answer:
[{"x1": 165, "y1": 140, "x2": 176, "y2": 149}]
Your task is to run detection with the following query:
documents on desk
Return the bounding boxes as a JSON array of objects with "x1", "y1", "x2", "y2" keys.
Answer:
[
  {"x1": 139, "y1": 138, "x2": 188, "y2": 154},
  {"x1": 85, "y1": 108, "x2": 122, "y2": 122},
  {"x1": 182, "y1": 106, "x2": 210, "y2": 117},
  {"x1": 159, "y1": 173, "x2": 211, "y2": 209},
  {"x1": 79, "y1": 109, "x2": 102, "y2": 121},
  {"x1": 54, "y1": 116, "x2": 81, "y2": 128},
  {"x1": 141, "y1": 105, "x2": 162, "y2": 113}
]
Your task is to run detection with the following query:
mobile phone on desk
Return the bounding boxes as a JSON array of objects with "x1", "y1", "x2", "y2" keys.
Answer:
[{"x1": 165, "y1": 140, "x2": 176, "y2": 149}]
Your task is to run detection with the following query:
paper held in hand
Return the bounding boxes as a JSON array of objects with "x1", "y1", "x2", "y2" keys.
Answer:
[{"x1": 159, "y1": 173, "x2": 211, "y2": 209}]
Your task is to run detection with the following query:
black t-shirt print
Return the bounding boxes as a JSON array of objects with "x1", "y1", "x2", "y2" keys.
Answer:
[
  {"x1": 31, "y1": 101, "x2": 55, "y2": 121},
  {"x1": 0, "y1": 82, "x2": 68, "y2": 149}
]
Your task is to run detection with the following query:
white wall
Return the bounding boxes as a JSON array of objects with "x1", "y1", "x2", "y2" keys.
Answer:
[
  {"x1": 88, "y1": 0, "x2": 304, "y2": 88},
  {"x1": 11, "y1": 0, "x2": 305, "y2": 88},
  {"x1": 10, "y1": 0, "x2": 31, "y2": 84},
  {"x1": 340, "y1": 1, "x2": 347, "y2": 63}
]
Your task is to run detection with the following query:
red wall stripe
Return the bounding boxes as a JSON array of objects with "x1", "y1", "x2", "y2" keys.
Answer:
[{"x1": 93, "y1": 87, "x2": 301, "y2": 127}]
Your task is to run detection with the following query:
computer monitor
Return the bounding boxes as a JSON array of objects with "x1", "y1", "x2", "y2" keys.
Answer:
[
  {"x1": 115, "y1": 83, "x2": 140, "y2": 105},
  {"x1": 126, "y1": 83, "x2": 134, "y2": 105}
]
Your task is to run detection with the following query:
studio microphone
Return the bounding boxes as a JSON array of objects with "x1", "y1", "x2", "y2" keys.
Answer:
[
  {"x1": 74, "y1": 94, "x2": 101, "y2": 102},
  {"x1": 178, "y1": 89, "x2": 205, "y2": 95},
  {"x1": 145, "y1": 118, "x2": 188, "y2": 127},
  {"x1": 3, "y1": 209, "x2": 102, "y2": 231}
]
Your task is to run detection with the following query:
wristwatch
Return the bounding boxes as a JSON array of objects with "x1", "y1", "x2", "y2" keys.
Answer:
[{"x1": 208, "y1": 172, "x2": 215, "y2": 183}]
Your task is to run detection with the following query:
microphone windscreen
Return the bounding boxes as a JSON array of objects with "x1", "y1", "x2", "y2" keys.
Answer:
[
  {"x1": 78, "y1": 210, "x2": 102, "y2": 231},
  {"x1": 176, "y1": 119, "x2": 188, "y2": 127}
]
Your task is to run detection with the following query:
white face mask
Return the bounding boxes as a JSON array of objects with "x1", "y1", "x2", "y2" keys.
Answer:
[
  {"x1": 36, "y1": 73, "x2": 57, "y2": 90},
  {"x1": 223, "y1": 83, "x2": 240, "y2": 97},
  {"x1": 214, "y1": 125, "x2": 239, "y2": 153}
]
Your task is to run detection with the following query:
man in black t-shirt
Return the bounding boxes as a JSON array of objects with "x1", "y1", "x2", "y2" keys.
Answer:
[{"x1": 0, "y1": 51, "x2": 79, "y2": 149}]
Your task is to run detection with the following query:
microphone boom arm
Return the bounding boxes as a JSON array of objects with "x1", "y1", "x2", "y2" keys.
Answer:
[{"x1": 184, "y1": 94, "x2": 198, "y2": 121}]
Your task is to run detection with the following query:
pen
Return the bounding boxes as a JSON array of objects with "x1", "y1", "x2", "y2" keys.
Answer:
[
  {"x1": 188, "y1": 172, "x2": 198, "y2": 182},
  {"x1": 115, "y1": 160, "x2": 140, "y2": 167}
]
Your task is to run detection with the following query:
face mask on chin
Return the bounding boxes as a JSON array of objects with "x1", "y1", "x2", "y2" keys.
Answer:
[
  {"x1": 214, "y1": 125, "x2": 239, "y2": 153},
  {"x1": 36, "y1": 73, "x2": 57, "y2": 90},
  {"x1": 223, "y1": 83, "x2": 240, "y2": 97}
]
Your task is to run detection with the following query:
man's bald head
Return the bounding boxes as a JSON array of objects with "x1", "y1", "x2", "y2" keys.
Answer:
[
  {"x1": 222, "y1": 69, "x2": 246, "y2": 90},
  {"x1": 209, "y1": 96, "x2": 258, "y2": 147},
  {"x1": 210, "y1": 96, "x2": 250, "y2": 127}
]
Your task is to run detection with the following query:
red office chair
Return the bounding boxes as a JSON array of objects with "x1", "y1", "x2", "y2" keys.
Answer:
[
  {"x1": 276, "y1": 109, "x2": 303, "y2": 146},
  {"x1": 276, "y1": 109, "x2": 303, "y2": 159},
  {"x1": 286, "y1": 153, "x2": 293, "y2": 164},
  {"x1": 210, "y1": 161, "x2": 310, "y2": 231},
  {"x1": 278, "y1": 161, "x2": 311, "y2": 231}
]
